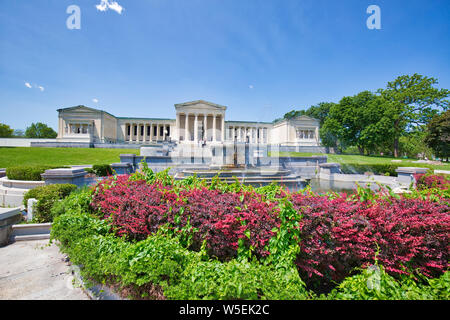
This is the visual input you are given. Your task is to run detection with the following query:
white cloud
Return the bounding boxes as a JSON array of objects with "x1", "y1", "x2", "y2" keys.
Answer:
[
  {"x1": 92, "y1": 98, "x2": 99, "y2": 103},
  {"x1": 38, "y1": 86, "x2": 45, "y2": 92},
  {"x1": 249, "y1": 85, "x2": 254, "y2": 89},
  {"x1": 25, "y1": 82, "x2": 32, "y2": 88},
  {"x1": 96, "y1": 0, "x2": 123, "y2": 14}
]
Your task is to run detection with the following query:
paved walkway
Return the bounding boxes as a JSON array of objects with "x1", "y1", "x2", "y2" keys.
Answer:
[{"x1": 0, "y1": 240, "x2": 89, "y2": 300}]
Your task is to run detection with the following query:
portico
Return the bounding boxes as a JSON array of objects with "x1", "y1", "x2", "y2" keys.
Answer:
[{"x1": 175, "y1": 101, "x2": 226, "y2": 144}]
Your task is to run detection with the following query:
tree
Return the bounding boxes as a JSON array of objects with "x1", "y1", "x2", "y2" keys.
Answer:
[
  {"x1": 424, "y1": 110, "x2": 450, "y2": 161},
  {"x1": 25, "y1": 122, "x2": 57, "y2": 139},
  {"x1": 321, "y1": 91, "x2": 390, "y2": 155},
  {"x1": 0, "y1": 123, "x2": 14, "y2": 137},
  {"x1": 378, "y1": 74, "x2": 449, "y2": 157}
]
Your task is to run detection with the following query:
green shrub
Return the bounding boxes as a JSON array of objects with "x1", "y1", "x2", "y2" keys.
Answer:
[
  {"x1": 340, "y1": 163, "x2": 400, "y2": 176},
  {"x1": 23, "y1": 184, "x2": 77, "y2": 222},
  {"x1": 325, "y1": 264, "x2": 449, "y2": 300},
  {"x1": 50, "y1": 186, "x2": 93, "y2": 219},
  {"x1": 6, "y1": 165, "x2": 61, "y2": 181},
  {"x1": 87, "y1": 164, "x2": 113, "y2": 177}
]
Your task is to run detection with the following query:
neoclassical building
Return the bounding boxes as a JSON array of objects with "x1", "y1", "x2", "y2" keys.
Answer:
[{"x1": 57, "y1": 100, "x2": 321, "y2": 146}]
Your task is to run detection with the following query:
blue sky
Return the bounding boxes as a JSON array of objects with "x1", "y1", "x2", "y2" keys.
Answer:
[{"x1": 1, "y1": 0, "x2": 449, "y2": 131}]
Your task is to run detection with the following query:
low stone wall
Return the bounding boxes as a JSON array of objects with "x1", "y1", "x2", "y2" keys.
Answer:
[
  {"x1": 0, "y1": 138, "x2": 57, "y2": 147},
  {"x1": 30, "y1": 141, "x2": 92, "y2": 148},
  {"x1": 0, "y1": 177, "x2": 46, "y2": 207},
  {"x1": 0, "y1": 208, "x2": 22, "y2": 246},
  {"x1": 278, "y1": 145, "x2": 328, "y2": 154}
]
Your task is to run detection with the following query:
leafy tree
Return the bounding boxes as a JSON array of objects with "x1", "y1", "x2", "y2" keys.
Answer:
[
  {"x1": 378, "y1": 74, "x2": 449, "y2": 157},
  {"x1": 25, "y1": 122, "x2": 57, "y2": 139},
  {"x1": 0, "y1": 123, "x2": 14, "y2": 137},
  {"x1": 321, "y1": 91, "x2": 390, "y2": 155},
  {"x1": 424, "y1": 110, "x2": 450, "y2": 161},
  {"x1": 399, "y1": 129, "x2": 432, "y2": 159}
]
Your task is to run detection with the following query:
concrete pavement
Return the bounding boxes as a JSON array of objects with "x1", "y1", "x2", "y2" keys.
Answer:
[{"x1": 0, "y1": 240, "x2": 89, "y2": 300}]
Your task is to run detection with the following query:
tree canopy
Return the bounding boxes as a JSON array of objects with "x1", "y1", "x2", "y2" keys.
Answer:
[
  {"x1": 0, "y1": 123, "x2": 14, "y2": 138},
  {"x1": 286, "y1": 74, "x2": 449, "y2": 159},
  {"x1": 25, "y1": 122, "x2": 57, "y2": 139},
  {"x1": 424, "y1": 110, "x2": 450, "y2": 161}
]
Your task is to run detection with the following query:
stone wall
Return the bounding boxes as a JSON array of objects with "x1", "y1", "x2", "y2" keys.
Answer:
[{"x1": 0, "y1": 138, "x2": 57, "y2": 147}]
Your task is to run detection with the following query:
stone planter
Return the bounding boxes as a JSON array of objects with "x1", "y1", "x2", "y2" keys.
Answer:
[
  {"x1": 0, "y1": 177, "x2": 46, "y2": 207},
  {"x1": 0, "y1": 208, "x2": 22, "y2": 246},
  {"x1": 395, "y1": 167, "x2": 429, "y2": 185},
  {"x1": 41, "y1": 168, "x2": 88, "y2": 187}
]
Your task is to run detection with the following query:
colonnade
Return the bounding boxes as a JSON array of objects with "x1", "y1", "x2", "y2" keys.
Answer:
[
  {"x1": 124, "y1": 123, "x2": 171, "y2": 142},
  {"x1": 227, "y1": 126, "x2": 269, "y2": 143}
]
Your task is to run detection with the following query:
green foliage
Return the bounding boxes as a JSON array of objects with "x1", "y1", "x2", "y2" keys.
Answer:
[
  {"x1": 25, "y1": 122, "x2": 57, "y2": 138},
  {"x1": 378, "y1": 73, "x2": 449, "y2": 157},
  {"x1": 86, "y1": 164, "x2": 113, "y2": 177},
  {"x1": 165, "y1": 258, "x2": 309, "y2": 300},
  {"x1": 6, "y1": 165, "x2": 62, "y2": 181},
  {"x1": 340, "y1": 163, "x2": 400, "y2": 176},
  {"x1": 399, "y1": 130, "x2": 433, "y2": 159},
  {"x1": 50, "y1": 186, "x2": 93, "y2": 219},
  {"x1": 326, "y1": 263, "x2": 449, "y2": 300},
  {"x1": 23, "y1": 184, "x2": 77, "y2": 222},
  {"x1": 425, "y1": 110, "x2": 450, "y2": 161},
  {"x1": 0, "y1": 123, "x2": 14, "y2": 138}
]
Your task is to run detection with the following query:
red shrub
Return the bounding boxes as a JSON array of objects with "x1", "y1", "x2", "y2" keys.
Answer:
[
  {"x1": 291, "y1": 193, "x2": 450, "y2": 291},
  {"x1": 91, "y1": 175, "x2": 173, "y2": 240},
  {"x1": 91, "y1": 177, "x2": 280, "y2": 259},
  {"x1": 414, "y1": 173, "x2": 450, "y2": 191}
]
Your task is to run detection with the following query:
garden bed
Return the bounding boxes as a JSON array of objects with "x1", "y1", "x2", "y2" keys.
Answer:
[{"x1": 49, "y1": 167, "x2": 450, "y2": 300}]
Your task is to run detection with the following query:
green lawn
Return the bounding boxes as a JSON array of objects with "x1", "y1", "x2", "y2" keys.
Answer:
[
  {"x1": 271, "y1": 151, "x2": 450, "y2": 171},
  {"x1": 0, "y1": 147, "x2": 139, "y2": 168},
  {"x1": 1, "y1": 147, "x2": 449, "y2": 172}
]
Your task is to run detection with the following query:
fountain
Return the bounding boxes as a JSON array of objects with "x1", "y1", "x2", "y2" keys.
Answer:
[{"x1": 173, "y1": 140, "x2": 308, "y2": 189}]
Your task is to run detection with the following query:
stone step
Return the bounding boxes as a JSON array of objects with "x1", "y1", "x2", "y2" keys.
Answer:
[
  {"x1": 11, "y1": 223, "x2": 52, "y2": 237},
  {"x1": 11, "y1": 234, "x2": 50, "y2": 241}
]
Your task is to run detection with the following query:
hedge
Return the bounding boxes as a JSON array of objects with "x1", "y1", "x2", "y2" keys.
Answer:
[
  {"x1": 6, "y1": 165, "x2": 65, "y2": 181},
  {"x1": 23, "y1": 184, "x2": 77, "y2": 222},
  {"x1": 85, "y1": 164, "x2": 113, "y2": 177},
  {"x1": 340, "y1": 163, "x2": 401, "y2": 176}
]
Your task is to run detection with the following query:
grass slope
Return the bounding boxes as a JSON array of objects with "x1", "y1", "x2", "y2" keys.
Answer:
[
  {"x1": 0, "y1": 147, "x2": 139, "y2": 168},
  {"x1": 271, "y1": 151, "x2": 450, "y2": 171}
]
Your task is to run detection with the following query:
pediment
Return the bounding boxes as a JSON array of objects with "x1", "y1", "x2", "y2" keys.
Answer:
[
  {"x1": 175, "y1": 100, "x2": 227, "y2": 112},
  {"x1": 57, "y1": 105, "x2": 103, "y2": 114},
  {"x1": 292, "y1": 115, "x2": 318, "y2": 122}
]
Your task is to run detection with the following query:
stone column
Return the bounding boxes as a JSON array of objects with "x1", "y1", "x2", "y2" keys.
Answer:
[
  {"x1": 213, "y1": 114, "x2": 217, "y2": 142},
  {"x1": 203, "y1": 115, "x2": 207, "y2": 142},
  {"x1": 194, "y1": 114, "x2": 198, "y2": 142},
  {"x1": 149, "y1": 123, "x2": 153, "y2": 141},
  {"x1": 175, "y1": 113, "x2": 180, "y2": 142},
  {"x1": 185, "y1": 113, "x2": 189, "y2": 142},
  {"x1": 163, "y1": 124, "x2": 167, "y2": 141},
  {"x1": 221, "y1": 115, "x2": 225, "y2": 142}
]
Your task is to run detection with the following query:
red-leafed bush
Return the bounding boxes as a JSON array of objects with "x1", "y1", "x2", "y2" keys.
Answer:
[
  {"x1": 91, "y1": 175, "x2": 173, "y2": 240},
  {"x1": 91, "y1": 176, "x2": 280, "y2": 260},
  {"x1": 414, "y1": 173, "x2": 450, "y2": 191},
  {"x1": 168, "y1": 188, "x2": 280, "y2": 259},
  {"x1": 291, "y1": 193, "x2": 450, "y2": 291}
]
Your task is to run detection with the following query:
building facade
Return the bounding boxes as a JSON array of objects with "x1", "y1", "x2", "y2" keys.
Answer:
[{"x1": 57, "y1": 100, "x2": 321, "y2": 146}]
